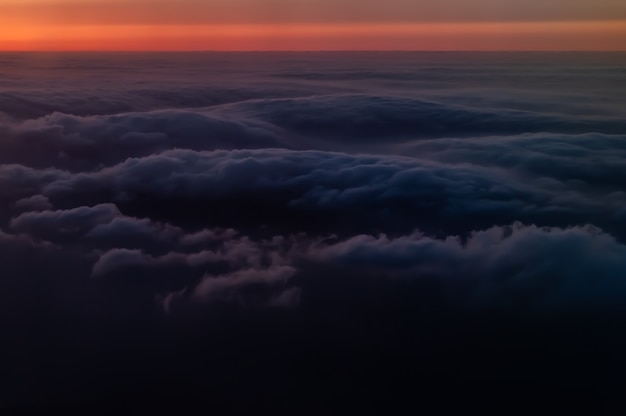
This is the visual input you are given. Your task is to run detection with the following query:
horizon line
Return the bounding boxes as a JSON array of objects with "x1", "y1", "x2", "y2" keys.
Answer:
[{"x1": 1, "y1": 49, "x2": 625, "y2": 53}]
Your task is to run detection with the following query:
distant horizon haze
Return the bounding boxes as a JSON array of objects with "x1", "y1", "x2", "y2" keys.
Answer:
[{"x1": 0, "y1": 0, "x2": 624, "y2": 51}]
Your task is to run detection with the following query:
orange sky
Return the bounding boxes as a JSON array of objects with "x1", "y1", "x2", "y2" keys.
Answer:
[{"x1": 1, "y1": 0, "x2": 625, "y2": 50}]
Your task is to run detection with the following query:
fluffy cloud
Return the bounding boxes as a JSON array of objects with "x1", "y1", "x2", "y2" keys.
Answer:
[
  {"x1": 3, "y1": 52, "x2": 626, "y2": 413},
  {"x1": 310, "y1": 223, "x2": 626, "y2": 313},
  {"x1": 0, "y1": 110, "x2": 285, "y2": 170},
  {"x1": 5, "y1": 94, "x2": 626, "y2": 172},
  {"x1": 13, "y1": 194, "x2": 53, "y2": 212},
  {"x1": 26, "y1": 148, "x2": 622, "y2": 242},
  {"x1": 10, "y1": 203, "x2": 121, "y2": 239}
]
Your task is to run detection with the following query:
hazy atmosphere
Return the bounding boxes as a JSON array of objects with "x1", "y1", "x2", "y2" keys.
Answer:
[{"x1": 0, "y1": 0, "x2": 625, "y2": 50}]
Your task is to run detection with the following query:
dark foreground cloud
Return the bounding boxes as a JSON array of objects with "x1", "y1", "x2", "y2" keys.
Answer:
[
  {"x1": 2, "y1": 52, "x2": 626, "y2": 414},
  {"x1": 3, "y1": 221, "x2": 626, "y2": 413}
]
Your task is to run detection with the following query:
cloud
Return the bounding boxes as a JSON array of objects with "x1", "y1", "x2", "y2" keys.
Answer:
[
  {"x1": 0, "y1": 164, "x2": 66, "y2": 204},
  {"x1": 0, "y1": 83, "x2": 320, "y2": 120},
  {"x1": 13, "y1": 194, "x2": 53, "y2": 212},
  {"x1": 84, "y1": 216, "x2": 183, "y2": 251},
  {"x1": 2, "y1": 52, "x2": 626, "y2": 413},
  {"x1": 309, "y1": 223, "x2": 626, "y2": 313},
  {"x1": 2, "y1": 75, "x2": 625, "y2": 171},
  {"x1": 218, "y1": 94, "x2": 626, "y2": 141},
  {"x1": 399, "y1": 132, "x2": 626, "y2": 185},
  {"x1": 180, "y1": 228, "x2": 239, "y2": 246},
  {"x1": 91, "y1": 248, "x2": 148, "y2": 278},
  {"x1": 80, "y1": 219, "x2": 626, "y2": 319},
  {"x1": 166, "y1": 265, "x2": 300, "y2": 311},
  {"x1": 29, "y1": 148, "x2": 623, "y2": 242},
  {"x1": 10, "y1": 203, "x2": 121, "y2": 242},
  {"x1": 0, "y1": 109, "x2": 286, "y2": 170}
]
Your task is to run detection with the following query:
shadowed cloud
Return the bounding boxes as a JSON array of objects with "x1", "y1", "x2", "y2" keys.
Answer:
[{"x1": 2, "y1": 52, "x2": 626, "y2": 414}]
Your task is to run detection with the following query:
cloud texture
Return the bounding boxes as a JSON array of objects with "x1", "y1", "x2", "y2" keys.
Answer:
[{"x1": 2, "y1": 52, "x2": 626, "y2": 414}]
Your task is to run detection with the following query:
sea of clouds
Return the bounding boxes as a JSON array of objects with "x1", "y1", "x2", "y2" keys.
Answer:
[{"x1": 2, "y1": 51, "x2": 626, "y2": 413}]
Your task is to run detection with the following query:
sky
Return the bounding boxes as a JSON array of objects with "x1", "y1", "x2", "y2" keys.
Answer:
[{"x1": 0, "y1": 0, "x2": 625, "y2": 50}]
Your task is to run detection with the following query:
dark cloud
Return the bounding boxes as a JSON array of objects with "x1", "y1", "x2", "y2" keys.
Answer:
[
  {"x1": 220, "y1": 94, "x2": 626, "y2": 141},
  {"x1": 13, "y1": 194, "x2": 53, "y2": 212},
  {"x1": 310, "y1": 224, "x2": 626, "y2": 312},
  {"x1": 84, "y1": 216, "x2": 183, "y2": 251},
  {"x1": 0, "y1": 109, "x2": 286, "y2": 170},
  {"x1": 10, "y1": 203, "x2": 121, "y2": 242},
  {"x1": 27, "y1": 148, "x2": 623, "y2": 242},
  {"x1": 4, "y1": 93, "x2": 626, "y2": 172},
  {"x1": 2, "y1": 52, "x2": 626, "y2": 414}
]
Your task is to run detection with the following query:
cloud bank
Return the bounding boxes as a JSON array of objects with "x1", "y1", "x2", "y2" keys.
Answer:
[{"x1": 2, "y1": 52, "x2": 626, "y2": 414}]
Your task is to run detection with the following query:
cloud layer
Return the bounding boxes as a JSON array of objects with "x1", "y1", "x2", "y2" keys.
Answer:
[{"x1": 2, "y1": 52, "x2": 626, "y2": 413}]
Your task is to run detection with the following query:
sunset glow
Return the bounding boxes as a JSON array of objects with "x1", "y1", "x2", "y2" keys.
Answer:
[{"x1": 0, "y1": 0, "x2": 625, "y2": 50}]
